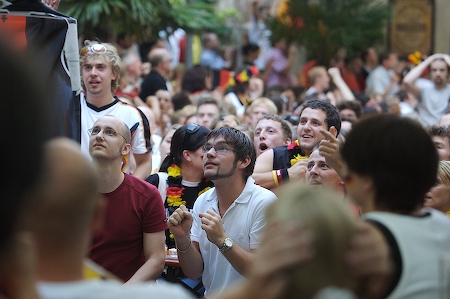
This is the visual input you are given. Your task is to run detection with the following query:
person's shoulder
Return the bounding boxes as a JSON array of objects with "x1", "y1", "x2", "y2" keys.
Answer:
[
  {"x1": 124, "y1": 174, "x2": 159, "y2": 196},
  {"x1": 145, "y1": 173, "x2": 159, "y2": 187},
  {"x1": 258, "y1": 147, "x2": 277, "y2": 160},
  {"x1": 273, "y1": 144, "x2": 289, "y2": 151},
  {"x1": 428, "y1": 208, "x2": 450, "y2": 223},
  {"x1": 272, "y1": 145, "x2": 289, "y2": 157},
  {"x1": 110, "y1": 100, "x2": 144, "y2": 121},
  {"x1": 444, "y1": 83, "x2": 450, "y2": 91},
  {"x1": 253, "y1": 184, "x2": 277, "y2": 200},
  {"x1": 416, "y1": 78, "x2": 433, "y2": 90},
  {"x1": 368, "y1": 66, "x2": 383, "y2": 76},
  {"x1": 248, "y1": 178, "x2": 277, "y2": 201}
]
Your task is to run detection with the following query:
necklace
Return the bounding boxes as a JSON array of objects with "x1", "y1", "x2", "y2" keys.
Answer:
[
  {"x1": 287, "y1": 140, "x2": 308, "y2": 165},
  {"x1": 166, "y1": 164, "x2": 213, "y2": 208}
]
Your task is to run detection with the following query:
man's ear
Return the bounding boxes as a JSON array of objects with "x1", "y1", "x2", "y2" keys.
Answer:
[
  {"x1": 329, "y1": 126, "x2": 338, "y2": 138},
  {"x1": 111, "y1": 69, "x2": 118, "y2": 81},
  {"x1": 238, "y1": 156, "x2": 251, "y2": 170},
  {"x1": 121, "y1": 143, "x2": 131, "y2": 156},
  {"x1": 283, "y1": 138, "x2": 292, "y2": 146}
]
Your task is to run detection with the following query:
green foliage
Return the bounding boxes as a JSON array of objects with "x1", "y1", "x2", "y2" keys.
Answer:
[
  {"x1": 266, "y1": 0, "x2": 390, "y2": 65},
  {"x1": 59, "y1": 0, "x2": 231, "y2": 41}
]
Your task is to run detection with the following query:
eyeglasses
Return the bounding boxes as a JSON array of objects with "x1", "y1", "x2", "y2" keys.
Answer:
[
  {"x1": 80, "y1": 44, "x2": 107, "y2": 57},
  {"x1": 202, "y1": 144, "x2": 234, "y2": 155},
  {"x1": 88, "y1": 127, "x2": 128, "y2": 143}
]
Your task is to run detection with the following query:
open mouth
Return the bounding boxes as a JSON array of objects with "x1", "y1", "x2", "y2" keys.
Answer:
[{"x1": 259, "y1": 143, "x2": 268, "y2": 151}]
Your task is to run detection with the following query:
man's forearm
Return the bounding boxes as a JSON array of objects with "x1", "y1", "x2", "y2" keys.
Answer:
[
  {"x1": 177, "y1": 240, "x2": 204, "y2": 279},
  {"x1": 403, "y1": 55, "x2": 437, "y2": 84},
  {"x1": 221, "y1": 243, "x2": 254, "y2": 277},
  {"x1": 252, "y1": 172, "x2": 277, "y2": 189}
]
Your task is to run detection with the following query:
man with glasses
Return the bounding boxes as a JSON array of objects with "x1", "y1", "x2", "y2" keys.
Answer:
[
  {"x1": 167, "y1": 127, "x2": 277, "y2": 296},
  {"x1": 79, "y1": 40, "x2": 152, "y2": 179},
  {"x1": 88, "y1": 115, "x2": 167, "y2": 283},
  {"x1": 32, "y1": 138, "x2": 193, "y2": 298}
]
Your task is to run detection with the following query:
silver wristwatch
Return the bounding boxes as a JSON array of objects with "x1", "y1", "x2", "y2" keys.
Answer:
[{"x1": 219, "y1": 237, "x2": 233, "y2": 254}]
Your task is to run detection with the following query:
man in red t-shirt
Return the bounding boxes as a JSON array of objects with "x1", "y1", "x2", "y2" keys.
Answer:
[{"x1": 88, "y1": 115, "x2": 167, "y2": 282}]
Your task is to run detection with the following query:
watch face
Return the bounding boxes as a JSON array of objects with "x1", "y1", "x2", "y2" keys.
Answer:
[{"x1": 225, "y1": 238, "x2": 233, "y2": 247}]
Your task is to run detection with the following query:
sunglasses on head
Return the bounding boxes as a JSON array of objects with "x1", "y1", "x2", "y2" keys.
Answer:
[
  {"x1": 80, "y1": 44, "x2": 107, "y2": 57},
  {"x1": 186, "y1": 123, "x2": 201, "y2": 135}
]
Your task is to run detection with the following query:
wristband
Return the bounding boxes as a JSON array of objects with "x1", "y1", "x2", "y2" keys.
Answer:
[
  {"x1": 272, "y1": 170, "x2": 280, "y2": 187},
  {"x1": 276, "y1": 169, "x2": 283, "y2": 184}
]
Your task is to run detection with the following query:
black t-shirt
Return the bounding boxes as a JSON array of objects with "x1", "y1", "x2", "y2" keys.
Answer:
[{"x1": 139, "y1": 70, "x2": 167, "y2": 100}]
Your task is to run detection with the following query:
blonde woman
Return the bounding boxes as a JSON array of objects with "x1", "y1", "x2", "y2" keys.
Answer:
[
  {"x1": 214, "y1": 183, "x2": 391, "y2": 299},
  {"x1": 265, "y1": 184, "x2": 358, "y2": 299},
  {"x1": 424, "y1": 161, "x2": 450, "y2": 215}
]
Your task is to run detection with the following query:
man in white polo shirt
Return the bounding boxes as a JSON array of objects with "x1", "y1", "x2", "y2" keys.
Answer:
[{"x1": 167, "y1": 127, "x2": 277, "y2": 296}]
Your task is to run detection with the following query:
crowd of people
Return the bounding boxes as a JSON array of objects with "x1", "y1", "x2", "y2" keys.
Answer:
[{"x1": 2, "y1": 0, "x2": 450, "y2": 298}]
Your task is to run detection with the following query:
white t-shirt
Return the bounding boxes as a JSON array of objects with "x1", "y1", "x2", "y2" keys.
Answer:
[
  {"x1": 366, "y1": 66, "x2": 400, "y2": 96},
  {"x1": 224, "y1": 92, "x2": 246, "y2": 118},
  {"x1": 191, "y1": 177, "x2": 277, "y2": 296},
  {"x1": 38, "y1": 279, "x2": 194, "y2": 299},
  {"x1": 80, "y1": 93, "x2": 151, "y2": 172},
  {"x1": 364, "y1": 208, "x2": 450, "y2": 299},
  {"x1": 417, "y1": 82, "x2": 450, "y2": 126}
]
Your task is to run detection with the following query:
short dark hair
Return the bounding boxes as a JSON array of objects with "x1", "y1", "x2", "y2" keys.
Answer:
[
  {"x1": 242, "y1": 43, "x2": 260, "y2": 56},
  {"x1": 426, "y1": 125, "x2": 450, "y2": 147},
  {"x1": 378, "y1": 51, "x2": 395, "y2": 65},
  {"x1": 172, "y1": 91, "x2": 192, "y2": 111},
  {"x1": 206, "y1": 127, "x2": 256, "y2": 180},
  {"x1": 429, "y1": 58, "x2": 450, "y2": 74},
  {"x1": 182, "y1": 65, "x2": 210, "y2": 93},
  {"x1": 336, "y1": 100, "x2": 363, "y2": 119},
  {"x1": 256, "y1": 114, "x2": 292, "y2": 140},
  {"x1": 342, "y1": 114, "x2": 438, "y2": 212},
  {"x1": 300, "y1": 99, "x2": 341, "y2": 135},
  {"x1": 197, "y1": 96, "x2": 220, "y2": 111}
]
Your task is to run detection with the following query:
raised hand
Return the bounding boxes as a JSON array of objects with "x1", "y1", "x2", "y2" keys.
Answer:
[
  {"x1": 167, "y1": 205, "x2": 194, "y2": 239},
  {"x1": 318, "y1": 127, "x2": 347, "y2": 178},
  {"x1": 199, "y1": 210, "x2": 226, "y2": 247}
]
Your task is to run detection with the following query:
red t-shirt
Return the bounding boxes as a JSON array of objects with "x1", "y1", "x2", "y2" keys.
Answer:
[{"x1": 89, "y1": 174, "x2": 168, "y2": 281}]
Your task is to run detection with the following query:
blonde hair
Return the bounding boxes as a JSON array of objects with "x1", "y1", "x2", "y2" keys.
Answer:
[
  {"x1": 308, "y1": 66, "x2": 327, "y2": 84},
  {"x1": 80, "y1": 40, "x2": 121, "y2": 92},
  {"x1": 437, "y1": 161, "x2": 450, "y2": 186},
  {"x1": 267, "y1": 183, "x2": 358, "y2": 298},
  {"x1": 246, "y1": 97, "x2": 277, "y2": 115}
]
